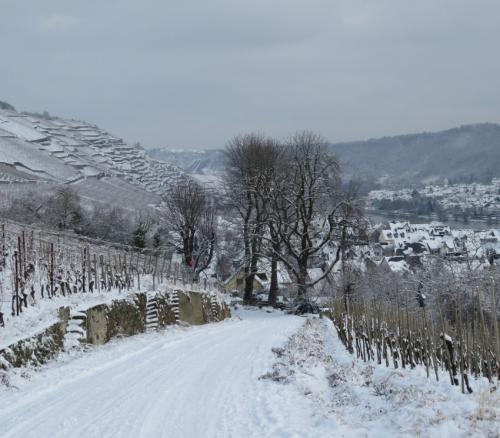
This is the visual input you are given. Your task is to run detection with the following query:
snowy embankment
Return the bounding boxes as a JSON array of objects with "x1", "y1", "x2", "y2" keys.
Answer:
[
  {"x1": 0, "y1": 308, "x2": 498, "y2": 437},
  {"x1": 264, "y1": 316, "x2": 499, "y2": 437}
]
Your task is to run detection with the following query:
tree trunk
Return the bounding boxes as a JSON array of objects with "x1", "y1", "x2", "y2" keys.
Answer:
[
  {"x1": 244, "y1": 249, "x2": 259, "y2": 304},
  {"x1": 244, "y1": 273, "x2": 254, "y2": 304},
  {"x1": 268, "y1": 253, "x2": 278, "y2": 306},
  {"x1": 296, "y1": 261, "x2": 308, "y2": 302}
]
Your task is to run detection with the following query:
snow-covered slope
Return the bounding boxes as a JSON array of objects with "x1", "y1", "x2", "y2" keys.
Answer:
[
  {"x1": 148, "y1": 148, "x2": 225, "y2": 176},
  {"x1": 0, "y1": 109, "x2": 184, "y2": 197}
]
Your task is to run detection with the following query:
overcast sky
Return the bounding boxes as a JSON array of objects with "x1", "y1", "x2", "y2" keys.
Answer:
[{"x1": 1, "y1": 1, "x2": 499, "y2": 149}]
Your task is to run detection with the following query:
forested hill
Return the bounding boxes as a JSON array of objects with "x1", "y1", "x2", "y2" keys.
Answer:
[{"x1": 330, "y1": 123, "x2": 500, "y2": 188}]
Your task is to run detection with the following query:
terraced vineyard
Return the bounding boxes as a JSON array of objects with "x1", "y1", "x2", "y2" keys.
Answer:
[{"x1": 0, "y1": 108, "x2": 184, "y2": 206}]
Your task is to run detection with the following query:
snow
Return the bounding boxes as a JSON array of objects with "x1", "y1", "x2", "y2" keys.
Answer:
[
  {"x1": 0, "y1": 136, "x2": 78, "y2": 181},
  {"x1": 0, "y1": 309, "x2": 497, "y2": 437},
  {"x1": 0, "y1": 115, "x2": 48, "y2": 142},
  {"x1": 265, "y1": 317, "x2": 499, "y2": 437},
  {"x1": 384, "y1": 256, "x2": 410, "y2": 272},
  {"x1": 0, "y1": 308, "x2": 304, "y2": 437}
]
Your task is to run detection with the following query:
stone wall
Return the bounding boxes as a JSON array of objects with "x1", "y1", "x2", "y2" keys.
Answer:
[
  {"x1": 0, "y1": 307, "x2": 70, "y2": 371},
  {"x1": 86, "y1": 295, "x2": 146, "y2": 346},
  {"x1": 0, "y1": 290, "x2": 230, "y2": 371},
  {"x1": 176, "y1": 290, "x2": 230, "y2": 325}
]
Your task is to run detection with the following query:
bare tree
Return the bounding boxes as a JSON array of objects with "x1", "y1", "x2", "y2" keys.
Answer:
[
  {"x1": 163, "y1": 178, "x2": 216, "y2": 281},
  {"x1": 84, "y1": 204, "x2": 134, "y2": 244},
  {"x1": 266, "y1": 131, "x2": 364, "y2": 302},
  {"x1": 224, "y1": 134, "x2": 280, "y2": 303},
  {"x1": 46, "y1": 186, "x2": 82, "y2": 230},
  {"x1": 9, "y1": 191, "x2": 43, "y2": 223}
]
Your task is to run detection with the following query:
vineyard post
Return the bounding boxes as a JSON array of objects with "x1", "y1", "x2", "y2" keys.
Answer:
[
  {"x1": 167, "y1": 259, "x2": 172, "y2": 282},
  {"x1": 17, "y1": 235, "x2": 23, "y2": 288},
  {"x1": 153, "y1": 256, "x2": 159, "y2": 290},
  {"x1": 160, "y1": 255, "x2": 166, "y2": 284},
  {"x1": 491, "y1": 279, "x2": 499, "y2": 369},
  {"x1": 428, "y1": 311, "x2": 440, "y2": 382},
  {"x1": 136, "y1": 256, "x2": 141, "y2": 292},
  {"x1": 22, "y1": 230, "x2": 26, "y2": 274},
  {"x1": 123, "y1": 252, "x2": 128, "y2": 290},
  {"x1": 50, "y1": 242, "x2": 54, "y2": 299},
  {"x1": 422, "y1": 304, "x2": 430, "y2": 379},
  {"x1": 1, "y1": 223, "x2": 5, "y2": 268},
  {"x1": 14, "y1": 249, "x2": 19, "y2": 316},
  {"x1": 437, "y1": 293, "x2": 455, "y2": 385},
  {"x1": 396, "y1": 287, "x2": 405, "y2": 369},
  {"x1": 82, "y1": 247, "x2": 87, "y2": 293},
  {"x1": 94, "y1": 253, "x2": 99, "y2": 293},
  {"x1": 477, "y1": 288, "x2": 492, "y2": 382},
  {"x1": 456, "y1": 293, "x2": 465, "y2": 393},
  {"x1": 107, "y1": 251, "x2": 112, "y2": 291},
  {"x1": 87, "y1": 245, "x2": 92, "y2": 292},
  {"x1": 100, "y1": 255, "x2": 105, "y2": 291}
]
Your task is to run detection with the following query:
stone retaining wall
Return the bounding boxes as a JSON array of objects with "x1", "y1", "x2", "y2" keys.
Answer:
[{"x1": 0, "y1": 291, "x2": 230, "y2": 371}]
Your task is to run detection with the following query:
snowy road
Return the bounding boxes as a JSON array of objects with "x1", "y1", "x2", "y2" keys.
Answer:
[{"x1": 0, "y1": 309, "x2": 306, "y2": 438}]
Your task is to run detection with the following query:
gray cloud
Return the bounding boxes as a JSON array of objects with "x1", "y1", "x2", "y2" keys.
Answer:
[{"x1": 1, "y1": 0, "x2": 499, "y2": 148}]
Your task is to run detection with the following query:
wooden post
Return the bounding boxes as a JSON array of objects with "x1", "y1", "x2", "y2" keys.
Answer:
[
  {"x1": 94, "y1": 254, "x2": 99, "y2": 293},
  {"x1": 50, "y1": 242, "x2": 54, "y2": 298},
  {"x1": 477, "y1": 290, "x2": 491, "y2": 382},
  {"x1": 1, "y1": 223, "x2": 5, "y2": 268},
  {"x1": 123, "y1": 252, "x2": 128, "y2": 290},
  {"x1": 14, "y1": 250, "x2": 20, "y2": 315},
  {"x1": 22, "y1": 230, "x2": 26, "y2": 274},
  {"x1": 491, "y1": 280, "x2": 499, "y2": 368},
  {"x1": 136, "y1": 256, "x2": 141, "y2": 291},
  {"x1": 153, "y1": 256, "x2": 158, "y2": 290},
  {"x1": 160, "y1": 255, "x2": 167, "y2": 284},
  {"x1": 82, "y1": 247, "x2": 87, "y2": 293},
  {"x1": 87, "y1": 245, "x2": 92, "y2": 292},
  {"x1": 118, "y1": 253, "x2": 123, "y2": 278}
]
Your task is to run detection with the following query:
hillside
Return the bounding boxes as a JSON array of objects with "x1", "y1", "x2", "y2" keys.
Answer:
[
  {"x1": 0, "y1": 105, "x2": 184, "y2": 208},
  {"x1": 330, "y1": 123, "x2": 500, "y2": 188},
  {"x1": 148, "y1": 124, "x2": 500, "y2": 190},
  {"x1": 148, "y1": 148, "x2": 226, "y2": 175}
]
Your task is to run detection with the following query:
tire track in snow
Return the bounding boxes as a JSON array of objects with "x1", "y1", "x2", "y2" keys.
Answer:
[{"x1": 0, "y1": 310, "x2": 304, "y2": 438}]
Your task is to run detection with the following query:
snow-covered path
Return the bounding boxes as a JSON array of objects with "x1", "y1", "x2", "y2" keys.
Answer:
[{"x1": 0, "y1": 309, "x2": 306, "y2": 438}]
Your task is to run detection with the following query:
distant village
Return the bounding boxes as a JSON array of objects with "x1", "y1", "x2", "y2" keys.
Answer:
[
  {"x1": 369, "y1": 179, "x2": 500, "y2": 224},
  {"x1": 369, "y1": 220, "x2": 500, "y2": 272},
  {"x1": 222, "y1": 219, "x2": 500, "y2": 300}
]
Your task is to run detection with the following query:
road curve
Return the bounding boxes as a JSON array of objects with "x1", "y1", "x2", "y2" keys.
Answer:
[{"x1": 0, "y1": 309, "x2": 304, "y2": 438}]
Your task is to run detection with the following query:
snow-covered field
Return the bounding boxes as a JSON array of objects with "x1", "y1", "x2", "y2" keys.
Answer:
[{"x1": 0, "y1": 308, "x2": 498, "y2": 437}]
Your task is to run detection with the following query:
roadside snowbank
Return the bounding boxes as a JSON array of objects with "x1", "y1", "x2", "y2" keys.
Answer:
[{"x1": 263, "y1": 316, "x2": 499, "y2": 437}]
